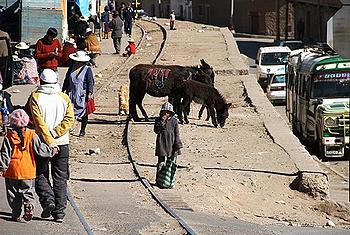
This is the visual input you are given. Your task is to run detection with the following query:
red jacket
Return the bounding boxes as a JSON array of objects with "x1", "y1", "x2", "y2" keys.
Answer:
[
  {"x1": 34, "y1": 36, "x2": 62, "y2": 71},
  {"x1": 126, "y1": 43, "x2": 136, "y2": 56},
  {"x1": 60, "y1": 43, "x2": 77, "y2": 67}
]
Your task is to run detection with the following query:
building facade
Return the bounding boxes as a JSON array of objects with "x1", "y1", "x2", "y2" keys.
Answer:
[
  {"x1": 191, "y1": 0, "x2": 342, "y2": 42},
  {"x1": 140, "y1": 0, "x2": 192, "y2": 20}
]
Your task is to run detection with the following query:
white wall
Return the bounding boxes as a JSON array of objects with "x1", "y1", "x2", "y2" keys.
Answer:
[{"x1": 327, "y1": 0, "x2": 350, "y2": 58}]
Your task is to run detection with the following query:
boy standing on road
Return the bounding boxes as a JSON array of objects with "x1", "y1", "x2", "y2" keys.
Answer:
[
  {"x1": 154, "y1": 102, "x2": 183, "y2": 188},
  {"x1": 170, "y1": 10, "x2": 176, "y2": 30},
  {"x1": 109, "y1": 11, "x2": 124, "y2": 54}
]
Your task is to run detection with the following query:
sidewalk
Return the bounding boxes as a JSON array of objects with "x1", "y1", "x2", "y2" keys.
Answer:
[{"x1": 0, "y1": 36, "x2": 126, "y2": 233}]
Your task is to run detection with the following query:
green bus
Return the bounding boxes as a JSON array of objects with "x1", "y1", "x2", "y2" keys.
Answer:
[{"x1": 286, "y1": 50, "x2": 349, "y2": 158}]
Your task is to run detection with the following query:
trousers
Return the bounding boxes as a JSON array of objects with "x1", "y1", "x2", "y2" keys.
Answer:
[
  {"x1": 35, "y1": 145, "x2": 69, "y2": 219},
  {"x1": 5, "y1": 178, "x2": 35, "y2": 217},
  {"x1": 112, "y1": 37, "x2": 122, "y2": 54}
]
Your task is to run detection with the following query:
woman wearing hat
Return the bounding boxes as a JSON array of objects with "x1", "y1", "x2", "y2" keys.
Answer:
[
  {"x1": 122, "y1": 38, "x2": 136, "y2": 57},
  {"x1": 13, "y1": 42, "x2": 39, "y2": 85},
  {"x1": 62, "y1": 51, "x2": 94, "y2": 137},
  {"x1": 85, "y1": 28, "x2": 101, "y2": 67},
  {"x1": 60, "y1": 38, "x2": 77, "y2": 67},
  {"x1": 153, "y1": 102, "x2": 183, "y2": 188}
]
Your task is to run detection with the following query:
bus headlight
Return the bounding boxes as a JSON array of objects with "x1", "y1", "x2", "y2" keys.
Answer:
[{"x1": 325, "y1": 117, "x2": 338, "y2": 127}]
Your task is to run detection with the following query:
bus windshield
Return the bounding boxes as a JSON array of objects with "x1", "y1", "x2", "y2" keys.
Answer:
[
  {"x1": 312, "y1": 79, "x2": 350, "y2": 98},
  {"x1": 261, "y1": 52, "x2": 289, "y2": 65}
]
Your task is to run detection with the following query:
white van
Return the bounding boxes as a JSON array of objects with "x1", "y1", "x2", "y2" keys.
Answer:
[{"x1": 256, "y1": 46, "x2": 291, "y2": 89}]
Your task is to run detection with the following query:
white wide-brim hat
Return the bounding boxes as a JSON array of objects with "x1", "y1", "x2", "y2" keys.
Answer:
[
  {"x1": 40, "y1": 69, "x2": 58, "y2": 84},
  {"x1": 65, "y1": 38, "x2": 75, "y2": 44},
  {"x1": 128, "y1": 38, "x2": 135, "y2": 43},
  {"x1": 15, "y1": 42, "x2": 29, "y2": 50},
  {"x1": 79, "y1": 16, "x2": 88, "y2": 21},
  {"x1": 69, "y1": 51, "x2": 90, "y2": 62}
]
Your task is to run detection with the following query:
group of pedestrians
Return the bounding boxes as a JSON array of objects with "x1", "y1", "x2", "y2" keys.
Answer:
[{"x1": 0, "y1": 24, "x2": 97, "y2": 223}]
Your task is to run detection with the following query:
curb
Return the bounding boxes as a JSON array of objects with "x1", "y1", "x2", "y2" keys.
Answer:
[
  {"x1": 222, "y1": 32, "x2": 329, "y2": 198},
  {"x1": 220, "y1": 28, "x2": 249, "y2": 75},
  {"x1": 242, "y1": 75, "x2": 329, "y2": 198},
  {"x1": 232, "y1": 32, "x2": 276, "y2": 39}
]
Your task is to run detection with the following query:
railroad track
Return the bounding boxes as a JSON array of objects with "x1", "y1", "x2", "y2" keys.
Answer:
[{"x1": 68, "y1": 19, "x2": 196, "y2": 234}]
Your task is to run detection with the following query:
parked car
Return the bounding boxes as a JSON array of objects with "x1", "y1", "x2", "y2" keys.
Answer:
[
  {"x1": 278, "y1": 40, "x2": 304, "y2": 51},
  {"x1": 136, "y1": 9, "x2": 149, "y2": 18},
  {"x1": 256, "y1": 46, "x2": 290, "y2": 91},
  {"x1": 267, "y1": 73, "x2": 286, "y2": 104}
]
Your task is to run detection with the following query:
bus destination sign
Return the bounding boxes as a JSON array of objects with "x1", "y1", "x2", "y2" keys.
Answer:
[{"x1": 315, "y1": 72, "x2": 350, "y2": 80}]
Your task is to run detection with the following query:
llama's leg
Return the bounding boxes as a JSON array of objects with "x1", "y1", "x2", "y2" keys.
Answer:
[
  {"x1": 208, "y1": 105, "x2": 218, "y2": 127},
  {"x1": 205, "y1": 106, "x2": 211, "y2": 121},
  {"x1": 182, "y1": 97, "x2": 191, "y2": 124},
  {"x1": 198, "y1": 105, "x2": 205, "y2": 119},
  {"x1": 135, "y1": 89, "x2": 149, "y2": 121},
  {"x1": 129, "y1": 93, "x2": 140, "y2": 121}
]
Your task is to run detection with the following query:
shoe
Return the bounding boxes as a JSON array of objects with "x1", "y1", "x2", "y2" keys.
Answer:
[
  {"x1": 78, "y1": 132, "x2": 85, "y2": 137},
  {"x1": 41, "y1": 203, "x2": 55, "y2": 218},
  {"x1": 53, "y1": 217, "x2": 64, "y2": 223},
  {"x1": 23, "y1": 204, "x2": 34, "y2": 221}
]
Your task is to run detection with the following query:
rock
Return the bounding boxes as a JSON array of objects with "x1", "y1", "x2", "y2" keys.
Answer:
[
  {"x1": 89, "y1": 148, "x2": 101, "y2": 155},
  {"x1": 275, "y1": 200, "x2": 286, "y2": 205},
  {"x1": 197, "y1": 30, "x2": 205, "y2": 33},
  {"x1": 326, "y1": 220, "x2": 335, "y2": 227},
  {"x1": 96, "y1": 73, "x2": 102, "y2": 78}
]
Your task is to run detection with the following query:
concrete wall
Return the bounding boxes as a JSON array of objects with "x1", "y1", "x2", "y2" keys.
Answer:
[{"x1": 327, "y1": 0, "x2": 350, "y2": 58}]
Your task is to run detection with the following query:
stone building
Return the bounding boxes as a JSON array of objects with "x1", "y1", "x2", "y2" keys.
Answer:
[
  {"x1": 140, "y1": 0, "x2": 192, "y2": 20},
  {"x1": 191, "y1": 0, "x2": 342, "y2": 42}
]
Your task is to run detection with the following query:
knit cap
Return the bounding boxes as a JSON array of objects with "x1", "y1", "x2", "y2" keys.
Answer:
[{"x1": 9, "y1": 109, "x2": 29, "y2": 128}]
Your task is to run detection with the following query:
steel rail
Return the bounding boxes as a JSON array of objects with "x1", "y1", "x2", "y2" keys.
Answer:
[
  {"x1": 67, "y1": 22, "x2": 146, "y2": 235},
  {"x1": 69, "y1": 20, "x2": 196, "y2": 235}
]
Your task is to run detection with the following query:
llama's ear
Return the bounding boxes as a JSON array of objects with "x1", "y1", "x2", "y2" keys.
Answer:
[{"x1": 201, "y1": 59, "x2": 210, "y2": 68}]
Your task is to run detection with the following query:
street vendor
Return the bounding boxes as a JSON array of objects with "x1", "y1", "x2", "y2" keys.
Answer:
[
  {"x1": 13, "y1": 42, "x2": 39, "y2": 84},
  {"x1": 34, "y1": 28, "x2": 62, "y2": 73}
]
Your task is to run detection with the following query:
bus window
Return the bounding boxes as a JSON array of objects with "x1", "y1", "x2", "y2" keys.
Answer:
[{"x1": 311, "y1": 72, "x2": 350, "y2": 98}]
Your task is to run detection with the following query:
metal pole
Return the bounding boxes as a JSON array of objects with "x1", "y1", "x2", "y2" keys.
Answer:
[
  {"x1": 285, "y1": 0, "x2": 289, "y2": 40},
  {"x1": 276, "y1": 0, "x2": 281, "y2": 41},
  {"x1": 158, "y1": 0, "x2": 161, "y2": 17}
]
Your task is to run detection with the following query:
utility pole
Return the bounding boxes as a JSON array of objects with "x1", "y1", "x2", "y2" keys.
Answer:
[
  {"x1": 285, "y1": 0, "x2": 289, "y2": 40},
  {"x1": 276, "y1": 0, "x2": 281, "y2": 41}
]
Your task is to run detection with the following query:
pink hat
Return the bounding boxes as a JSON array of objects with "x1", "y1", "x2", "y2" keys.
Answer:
[{"x1": 9, "y1": 109, "x2": 29, "y2": 127}]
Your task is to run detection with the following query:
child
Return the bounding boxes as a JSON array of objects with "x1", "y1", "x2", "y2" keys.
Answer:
[
  {"x1": 169, "y1": 10, "x2": 176, "y2": 30},
  {"x1": 122, "y1": 38, "x2": 136, "y2": 57},
  {"x1": 0, "y1": 109, "x2": 52, "y2": 222},
  {"x1": 154, "y1": 102, "x2": 183, "y2": 188}
]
